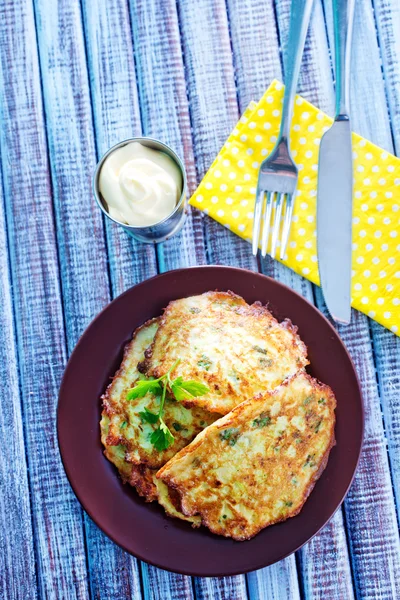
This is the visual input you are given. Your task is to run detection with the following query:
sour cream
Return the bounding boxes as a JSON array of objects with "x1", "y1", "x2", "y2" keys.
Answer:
[{"x1": 99, "y1": 142, "x2": 182, "y2": 227}]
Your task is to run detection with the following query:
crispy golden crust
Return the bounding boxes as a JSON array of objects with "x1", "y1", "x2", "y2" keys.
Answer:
[
  {"x1": 101, "y1": 318, "x2": 218, "y2": 468},
  {"x1": 141, "y1": 291, "x2": 309, "y2": 414},
  {"x1": 100, "y1": 320, "x2": 209, "y2": 525},
  {"x1": 101, "y1": 413, "x2": 200, "y2": 525},
  {"x1": 158, "y1": 372, "x2": 336, "y2": 541}
]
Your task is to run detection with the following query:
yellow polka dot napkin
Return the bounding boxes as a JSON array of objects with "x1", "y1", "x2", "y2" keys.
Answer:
[{"x1": 190, "y1": 79, "x2": 400, "y2": 335}]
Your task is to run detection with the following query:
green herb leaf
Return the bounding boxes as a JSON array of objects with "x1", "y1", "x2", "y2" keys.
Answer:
[
  {"x1": 314, "y1": 419, "x2": 323, "y2": 433},
  {"x1": 219, "y1": 427, "x2": 240, "y2": 446},
  {"x1": 150, "y1": 420, "x2": 175, "y2": 451},
  {"x1": 171, "y1": 379, "x2": 210, "y2": 401},
  {"x1": 253, "y1": 345, "x2": 268, "y2": 355},
  {"x1": 120, "y1": 420, "x2": 128, "y2": 429},
  {"x1": 127, "y1": 379, "x2": 162, "y2": 400},
  {"x1": 138, "y1": 407, "x2": 159, "y2": 424},
  {"x1": 252, "y1": 413, "x2": 271, "y2": 428},
  {"x1": 172, "y1": 422, "x2": 182, "y2": 431},
  {"x1": 197, "y1": 355, "x2": 212, "y2": 371}
]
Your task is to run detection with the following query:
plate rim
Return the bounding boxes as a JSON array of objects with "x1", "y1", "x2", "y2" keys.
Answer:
[{"x1": 57, "y1": 265, "x2": 364, "y2": 576}]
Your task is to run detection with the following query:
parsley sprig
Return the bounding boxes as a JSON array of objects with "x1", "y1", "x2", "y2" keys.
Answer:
[{"x1": 126, "y1": 359, "x2": 209, "y2": 451}]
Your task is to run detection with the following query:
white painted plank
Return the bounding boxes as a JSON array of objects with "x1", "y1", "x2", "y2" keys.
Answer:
[
  {"x1": 316, "y1": 288, "x2": 400, "y2": 600},
  {"x1": 177, "y1": 0, "x2": 297, "y2": 596},
  {"x1": 141, "y1": 565, "x2": 194, "y2": 600},
  {"x1": 33, "y1": 0, "x2": 110, "y2": 346},
  {"x1": 82, "y1": 0, "x2": 158, "y2": 298},
  {"x1": 373, "y1": 0, "x2": 400, "y2": 150},
  {"x1": 322, "y1": 1, "x2": 400, "y2": 597},
  {"x1": 0, "y1": 0, "x2": 90, "y2": 596},
  {"x1": 227, "y1": 1, "x2": 355, "y2": 598},
  {"x1": 194, "y1": 576, "x2": 248, "y2": 599},
  {"x1": 33, "y1": 0, "x2": 144, "y2": 597},
  {"x1": 0, "y1": 157, "x2": 37, "y2": 597},
  {"x1": 128, "y1": 0, "x2": 207, "y2": 271},
  {"x1": 247, "y1": 558, "x2": 301, "y2": 600},
  {"x1": 367, "y1": 0, "x2": 400, "y2": 517},
  {"x1": 177, "y1": 0, "x2": 258, "y2": 273}
]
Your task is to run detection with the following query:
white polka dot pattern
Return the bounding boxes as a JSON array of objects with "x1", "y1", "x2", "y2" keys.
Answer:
[{"x1": 190, "y1": 79, "x2": 400, "y2": 336}]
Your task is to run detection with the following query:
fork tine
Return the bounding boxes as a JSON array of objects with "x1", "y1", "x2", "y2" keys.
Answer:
[
  {"x1": 261, "y1": 191, "x2": 274, "y2": 257},
  {"x1": 270, "y1": 192, "x2": 285, "y2": 259},
  {"x1": 280, "y1": 192, "x2": 294, "y2": 260},
  {"x1": 252, "y1": 190, "x2": 264, "y2": 255}
]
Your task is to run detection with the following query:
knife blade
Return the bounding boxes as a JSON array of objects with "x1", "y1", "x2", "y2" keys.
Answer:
[
  {"x1": 317, "y1": 0, "x2": 355, "y2": 325},
  {"x1": 317, "y1": 117, "x2": 353, "y2": 324}
]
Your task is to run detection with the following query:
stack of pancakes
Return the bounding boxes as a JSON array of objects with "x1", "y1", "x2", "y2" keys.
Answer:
[{"x1": 101, "y1": 291, "x2": 336, "y2": 540}]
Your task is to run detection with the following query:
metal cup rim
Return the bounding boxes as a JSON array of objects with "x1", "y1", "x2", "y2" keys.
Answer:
[{"x1": 93, "y1": 136, "x2": 187, "y2": 231}]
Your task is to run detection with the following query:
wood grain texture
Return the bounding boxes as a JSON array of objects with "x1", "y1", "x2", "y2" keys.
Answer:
[
  {"x1": 128, "y1": 0, "x2": 206, "y2": 271},
  {"x1": 177, "y1": 0, "x2": 259, "y2": 273},
  {"x1": 130, "y1": 0, "x2": 246, "y2": 596},
  {"x1": 0, "y1": 0, "x2": 399, "y2": 598},
  {"x1": 322, "y1": 1, "x2": 400, "y2": 598},
  {"x1": 0, "y1": 0, "x2": 90, "y2": 597},
  {"x1": 227, "y1": 1, "x2": 355, "y2": 598},
  {"x1": 177, "y1": 0, "x2": 299, "y2": 597},
  {"x1": 140, "y1": 565, "x2": 194, "y2": 600},
  {"x1": 373, "y1": 0, "x2": 400, "y2": 150},
  {"x1": 0, "y1": 162, "x2": 38, "y2": 598},
  {"x1": 271, "y1": 2, "x2": 356, "y2": 599},
  {"x1": 247, "y1": 559, "x2": 300, "y2": 600},
  {"x1": 316, "y1": 289, "x2": 400, "y2": 600},
  {"x1": 33, "y1": 0, "x2": 110, "y2": 347},
  {"x1": 82, "y1": 0, "x2": 158, "y2": 298},
  {"x1": 35, "y1": 0, "x2": 148, "y2": 597},
  {"x1": 368, "y1": 0, "x2": 400, "y2": 518},
  {"x1": 194, "y1": 576, "x2": 248, "y2": 600}
]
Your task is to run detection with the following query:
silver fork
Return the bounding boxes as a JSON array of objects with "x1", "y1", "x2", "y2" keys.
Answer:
[{"x1": 252, "y1": 0, "x2": 315, "y2": 259}]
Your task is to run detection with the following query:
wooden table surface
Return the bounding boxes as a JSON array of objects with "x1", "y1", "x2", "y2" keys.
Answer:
[{"x1": 1, "y1": 0, "x2": 399, "y2": 598}]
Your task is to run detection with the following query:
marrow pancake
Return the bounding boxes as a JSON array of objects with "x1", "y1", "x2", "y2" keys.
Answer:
[
  {"x1": 100, "y1": 318, "x2": 214, "y2": 524},
  {"x1": 158, "y1": 372, "x2": 336, "y2": 540},
  {"x1": 141, "y1": 291, "x2": 309, "y2": 414},
  {"x1": 101, "y1": 318, "x2": 218, "y2": 469},
  {"x1": 100, "y1": 413, "x2": 200, "y2": 525}
]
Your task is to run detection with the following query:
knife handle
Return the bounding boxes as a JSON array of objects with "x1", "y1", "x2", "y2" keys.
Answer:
[
  {"x1": 279, "y1": 0, "x2": 314, "y2": 141},
  {"x1": 333, "y1": 0, "x2": 355, "y2": 118}
]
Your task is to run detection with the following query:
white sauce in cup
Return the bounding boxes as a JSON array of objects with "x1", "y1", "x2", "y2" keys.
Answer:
[{"x1": 99, "y1": 142, "x2": 182, "y2": 227}]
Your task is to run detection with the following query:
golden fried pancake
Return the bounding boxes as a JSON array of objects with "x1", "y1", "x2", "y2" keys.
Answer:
[
  {"x1": 100, "y1": 319, "x2": 213, "y2": 525},
  {"x1": 158, "y1": 372, "x2": 336, "y2": 540},
  {"x1": 100, "y1": 413, "x2": 200, "y2": 525},
  {"x1": 141, "y1": 291, "x2": 309, "y2": 414},
  {"x1": 102, "y1": 319, "x2": 217, "y2": 469}
]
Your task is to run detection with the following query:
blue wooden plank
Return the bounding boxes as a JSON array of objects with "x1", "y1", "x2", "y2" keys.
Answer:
[
  {"x1": 226, "y1": 1, "x2": 355, "y2": 598},
  {"x1": 368, "y1": 0, "x2": 400, "y2": 518},
  {"x1": 128, "y1": 0, "x2": 207, "y2": 271},
  {"x1": 321, "y1": 1, "x2": 400, "y2": 597},
  {"x1": 82, "y1": 0, "x2": 158, "y2": 298},
  {"x1": 140, "y1": 564, "x2": 194, "y2": 600},
  {"x1": 176, "y1": 0, "x2": 300, "y2": 596},
  {"x1": 0, "y1": 154, "x2": 38, "y2": 598},
  {"x1": 0, "y1": 0, "x2": 90, "y2": 597},
  {"x1": 33, "y1": 0, "x2": 147, "y2": 597},
  {"x1": 194, "y1": 576, "x2": 248, "y2": 599},
  {"x1": 268, "y1": 2, "x2": 356, "y2": 598}
]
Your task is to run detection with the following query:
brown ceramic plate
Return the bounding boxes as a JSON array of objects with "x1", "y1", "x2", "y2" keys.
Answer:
[{"x1": 58, "y1": 266, "x2": 363, "y2": 576}]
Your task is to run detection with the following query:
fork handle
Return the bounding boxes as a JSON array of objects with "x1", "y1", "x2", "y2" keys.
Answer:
[
  {"x1": 334, "y1": 0, "x2": 355, "y2": 118},
  {"x1": 279, "y1": 0, "x2": 315, "y2": 141}
]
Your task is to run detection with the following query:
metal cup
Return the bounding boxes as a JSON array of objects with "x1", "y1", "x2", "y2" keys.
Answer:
[{"x1": 93, "y1": 137, "x2": 187, "y2": 243}]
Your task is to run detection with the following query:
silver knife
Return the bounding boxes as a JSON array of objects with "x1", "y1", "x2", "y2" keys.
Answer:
[{"x1": 317, "y1": 0, "x2": 355, "y2": 325}]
